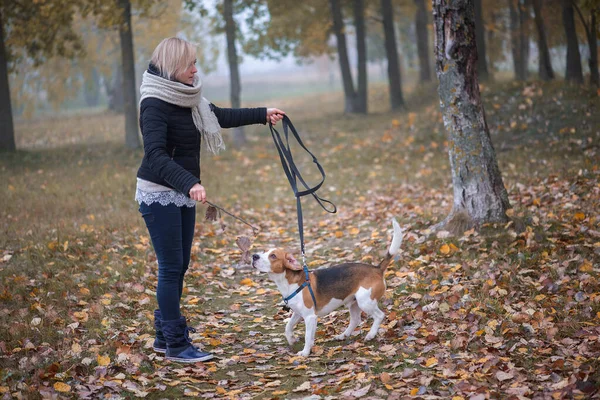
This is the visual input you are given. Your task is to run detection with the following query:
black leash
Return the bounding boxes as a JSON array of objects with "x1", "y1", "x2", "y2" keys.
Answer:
[
  {"x1": 205, "y1": 201, "x2": 260, "y2": 235},
  {"x1": 269, "y1": 116, "x2": 337, "y2": 309}
]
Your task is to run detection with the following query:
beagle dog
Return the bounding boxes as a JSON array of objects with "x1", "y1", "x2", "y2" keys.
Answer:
[{"x1": 251, "y1": 219, "x2": 403, "y2": 357}]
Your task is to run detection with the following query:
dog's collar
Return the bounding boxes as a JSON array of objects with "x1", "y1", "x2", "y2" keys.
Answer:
[{"x1": 283, "y1": 265, "x2": 317, "y2": 309}]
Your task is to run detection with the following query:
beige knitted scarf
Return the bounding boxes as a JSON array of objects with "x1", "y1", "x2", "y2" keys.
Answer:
[{"x1": 139, "y1": 71, "x2": 225, "y2": 155}]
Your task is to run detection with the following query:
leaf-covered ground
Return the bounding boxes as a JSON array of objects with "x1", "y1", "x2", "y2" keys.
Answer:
[{"x1": 1, "y1": 81, "x2": 599, "y2": 399}]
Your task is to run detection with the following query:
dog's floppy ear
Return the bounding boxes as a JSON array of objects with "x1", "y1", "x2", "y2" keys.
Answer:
[{"x1": 283, "y1": 253, "x2": 302, "y2": 270}]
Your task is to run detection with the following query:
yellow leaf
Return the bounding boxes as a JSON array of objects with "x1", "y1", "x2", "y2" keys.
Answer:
[
  {"x1": 79, "y1": 288, "x2": 90, "y2": 296},
  {"x1": 349, "y1": 227, "x2": 360, "y2": 235},
  {"x1": 97, "y1": 354, "x2": 110, "y2": 366},
  {"x1": 256, "y1": 288, "x2": 266, "y2": 295},
  {"x1": 243, "y1": 348, "x2": 256, "y2": 354},
  {"x1": 335, "y1": 231, "x2": 343, "y2": 238},
  {"x1": 47, "y1": 241, "x2": 57, "y2": 251},
  {"x1": 272, "y1": 390, "x2": 288, "y2": 395},
  {"x1": 391, "y1": 119, "x2": 400, "y2": 128},
  {"x1": 7, "y1": 185, "x2": 15, "y2": 192},
  {"x1": 439, "y1": 244, "x2": 450, "y2": 255},
  {"x1": 53, "y1": 382, "x2": 71, "y2": 393},
  {"x1": 253, "y1": 317, "x2": 264, "y2": 323},
  {"x1": 579, "y1": 261, "x2": 593, "y2": 272},
  {"x1": 240, "y1": 278, "x2": 255, "y2": 286},
  {"x1": 209, "y1": 338, "x2": 221, "y2": 346},
  {"x1": 574, "y1": 212, "x2": 585, "y2": 221},
  {"x1": 475, "y1": 329, "x2": 485, "y2": 336},
  {"x1": 71, "y1": 343, "x2": 82, "y2": 354},
  {"x1": 73, "y1": 311, "x2": 88, "y2": 322},
  {"x1": 63, "y1": 241, "x2": 69, "y2": 251},
  {"x1": 452, "y1": 397, "x2": 465, "y2": 400},
  {"x1": 410, "y1": 388, "x2": 419, "y2": 395},
  {"x1": 425, "y1": 357, "x2": 438, "y2": 367},
  {"x1": 534, "y1": 294, "x2": 546, "y2": 301},
  {"x1": 216, "y1": 387, "x2": 227, "y2": 394}
]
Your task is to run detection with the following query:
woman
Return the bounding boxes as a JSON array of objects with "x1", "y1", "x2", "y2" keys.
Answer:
[{"x1": 136, "y1": 37, "x2": 284, "y2": 363}]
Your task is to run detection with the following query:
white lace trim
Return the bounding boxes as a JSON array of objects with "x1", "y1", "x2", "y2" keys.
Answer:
[{"x1": 136, "y1": 188, "x2": 196, "y2": 208}]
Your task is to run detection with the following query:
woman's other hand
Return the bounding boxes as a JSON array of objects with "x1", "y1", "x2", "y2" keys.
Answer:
[
  {"x1": 189, "y1": 183, "x2": 207, "y2": 203},
  {"x1": 267, "y1": 108, "x2": 285, "y2": 125}
]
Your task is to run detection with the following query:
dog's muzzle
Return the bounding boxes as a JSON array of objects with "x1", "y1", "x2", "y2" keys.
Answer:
[{"x1": 251, "y1": 254, "x2": 260, "y2": 268}]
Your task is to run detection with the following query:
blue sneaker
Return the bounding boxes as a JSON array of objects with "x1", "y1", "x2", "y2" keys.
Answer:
[
  {"x1": 162, "y1": 317, "x2": 214, "y2": 363},
  {"x1": 166, "y1": 345, "x2": 214, "y2": 363}
]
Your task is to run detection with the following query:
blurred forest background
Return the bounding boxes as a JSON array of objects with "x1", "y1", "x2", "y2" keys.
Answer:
[
  {"x1": 0, "y1": 0, "x2": 599, "y2": 398},
  {"x1": 1, "y1": 0, "x2": 598, "y2": 151}
]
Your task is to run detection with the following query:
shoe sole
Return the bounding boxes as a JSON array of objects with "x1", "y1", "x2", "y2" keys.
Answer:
[
  {"x1": 166, "y1": 354, "x2": 214, "y2": 363},
  {"x1": 153, "y1": 346, "x2": 166, "y2": 353}
]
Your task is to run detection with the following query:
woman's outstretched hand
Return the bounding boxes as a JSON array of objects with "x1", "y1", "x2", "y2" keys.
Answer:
[
  {"x1": 267, "y1": 108, "x2": 285, "y2": 125},
  {"x1": 189, "y1": 183, "x2": 207, "y2": 203}
]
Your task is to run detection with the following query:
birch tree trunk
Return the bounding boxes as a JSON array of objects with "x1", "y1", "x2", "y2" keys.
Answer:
[
  {"x1": 432, "y1": 0, "x2": 510, "y2": 232},
  {"x1": 118, "y1": 0, "x2": 140, "y2": 149},
  {"x1": 532, "y1": 0, "x2": 554, "y2": 81},
  {"x1": 381, "y1": 0, "x2": 404, "y2": 110},
  {"x1": 224, "y1": 0, "x2": 246, "y2": 147},
  {"x1": 0, "y1": 14, "x2": 15, "y2": 152}
]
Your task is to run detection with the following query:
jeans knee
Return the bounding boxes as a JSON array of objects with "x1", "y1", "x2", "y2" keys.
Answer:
[{"x1": 158, "y1": 263, "x2": 185, "y2": 283}]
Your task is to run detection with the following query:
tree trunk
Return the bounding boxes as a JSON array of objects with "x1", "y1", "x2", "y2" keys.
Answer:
[
  {"x1": 118, "y1": 0, "x2": 141, "y2": 149},
  {"x1": 532, "y1": 0, "x2": 554, "y2": 81},
  {"x1": 573, "y1": 3, "x2": 599, "y2": 87},
  {"x1": 588, "y1": 12, "x2": 599, "y2": 87},
  {"x1": 432, "y1": 0, "x2": 510, "y2": 232},
  {"x1": 414, "y1": 0, "x2": 432, "y2": 82},
  {"x1": 562, "y1": 0, "x2": 583, "y2": 84},
  {"x1": 84, "y1": 67, "x2": 101, "y2": 107},
  {"x1": 518, "y1": 0, "x2": 530, "y2": 80},
  {"x1": 508, "y1": 0, "x2": 525, "y2": 80},
  {"x1": 474, "y1": 0, "x2": 489, "y2": 81},
  {"x1": 224, "y1": 0, "x2": 246, "y2": 147},
  {"x1": 381, "y1": 0, "x2": 404, "y2": 110},
  {"x1": 486, "y1": 10, "x2": 499, "y2": 74},
  {"x1": 329, "y1": 0, "x2": 358, "y2": 113},
  {"x1": 106, "y1": 62, "x2": 124, "y2": 112},
  {"x1": 0, "y1": 15, "x2": 15, "y2": 152},
  {"x1": 353, "y1": 0, "x2": 367, "y2": 114}
]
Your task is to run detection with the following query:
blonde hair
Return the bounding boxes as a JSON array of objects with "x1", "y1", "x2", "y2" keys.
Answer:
[{"x1": 150, "y1": 37, "x2": 197, "y2": 80}]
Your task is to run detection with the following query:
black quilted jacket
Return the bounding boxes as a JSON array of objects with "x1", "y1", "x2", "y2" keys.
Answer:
[{"x1": 136, "y1": 66, "x2": 267, "y2": 197}]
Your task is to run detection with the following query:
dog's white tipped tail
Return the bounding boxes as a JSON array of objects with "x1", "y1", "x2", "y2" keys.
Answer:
[
  {"x1": 388, "y1": 218, "x2": 403, "y2": 256},
  {"x1": 378, "y1": 218, "x2": 404, "y2": 272}
]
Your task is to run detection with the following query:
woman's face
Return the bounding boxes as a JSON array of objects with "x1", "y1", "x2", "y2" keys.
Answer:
[{"x1": 175, "y1": 60, "x2": 197, "y2": 85}]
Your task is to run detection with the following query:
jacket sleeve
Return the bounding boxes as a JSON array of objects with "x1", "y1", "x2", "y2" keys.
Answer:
[
  {"x1": 210, "y1": 104, "x2": 267, "y2": 128},
  {"x1": 141, "y1": 103, "x2": 200, "y2": 196}
]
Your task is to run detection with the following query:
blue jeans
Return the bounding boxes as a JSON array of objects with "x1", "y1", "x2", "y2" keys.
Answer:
[{"x1": 139, "y1": 202, "x2": 195, "y2": 321}]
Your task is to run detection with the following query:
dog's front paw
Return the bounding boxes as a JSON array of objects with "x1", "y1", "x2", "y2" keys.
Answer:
[
  {"x1": 365, "y1": 333, "x2": 377, "y2": 341},
  {"x1": 286, "y1": 335, "x2": 298, "y2": 346},
  {"x1": 334, "y1": 334, "x2": 347, "y2": 341},
  {"x1": 296, "y1": 350, "x2": 310, "y2": 357}
]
